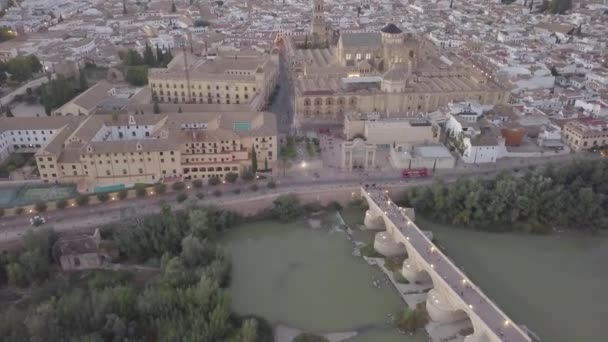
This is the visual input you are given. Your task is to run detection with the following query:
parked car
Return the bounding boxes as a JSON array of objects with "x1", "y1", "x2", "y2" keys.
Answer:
[{"x1": 30, "y1": 215, "x2": 46, "y2": 226}]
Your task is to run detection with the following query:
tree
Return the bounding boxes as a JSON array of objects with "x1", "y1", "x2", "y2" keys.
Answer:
[
  {"x1": 154, "y1": 183, "x2": 167, "y2": 194},
  {"x1": 271, "y1": 194, "x2": 302, "y2": 221},
  {"x1": 208, "y1": 176, "x2": 221, "y2": 186},
  {"x1": 172, "y1": 181, "x2": 185, "y2": 191},
  {"x1": 97, "y1": 193, "x2": 110, "y2": 202},
  {"x1": 171, "y1": 1, "x2": 177, "y2": 12},
  {"x1": 56, "y1": 198, "x2": 68, "y2": 209},
  {"x1": 123, "y1": 2, "x2": 128, "y2": 14},
  {"x1": 6, "y1": 107, "x2": 13, "y2": 117},
  {"x1": 189, "y1": 209, "x2": 210, "y2": 238},
  {"x1": 192, "y1": 179, "x2": 203, "y2": 188},
  {"x1": 117, "y1": 189, "x2": 128, "y2": 200},
  {"x1": 125, "y1": 66, "x2": 148, "y2": 86},
  {"x1": 251, "y1": 146, "x2": 258, "y2": 174},
  {"x1": 176, "y1": 193, "x2": 188, "y2": 202},
  {"x1": 177, "y1": 106, "x2": 182, "y2": 113},
  {"x1": 225, "y1": 172, "x2": 238, "y2": 183},
  {"x1": 143, "y1": 43, "x2": 156, "y2": 67},
  {"x1": 239, "y1": 319, "x2": 258, "y2": 342},
  {"x1": 153, "y1": 99, "x2": 160, "y2": 114},
  {"x1": 76, "y1": 195, "x2": 89, "y2": 206},
  {"x1": 34, "y1": 201, "x2": 47, "y2": 212}
]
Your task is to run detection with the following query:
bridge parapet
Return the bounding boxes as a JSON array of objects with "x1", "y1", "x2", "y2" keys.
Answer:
[{"x1": 360, "y1": 187, "x2": 532, "y2": 342}]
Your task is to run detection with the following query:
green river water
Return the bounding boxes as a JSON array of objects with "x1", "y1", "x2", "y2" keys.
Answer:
[{"x1": 222, "y1": 213, "x2": 608, "y2": 342}]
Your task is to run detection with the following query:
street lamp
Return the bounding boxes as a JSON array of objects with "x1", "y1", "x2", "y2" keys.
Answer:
[{"x1": 301, "y1": 161, "x2": 307, "y2": 168}]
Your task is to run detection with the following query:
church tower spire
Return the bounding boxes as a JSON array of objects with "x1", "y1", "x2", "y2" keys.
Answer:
[{"x1": 311, "y1": 0, "x2": 328, "y2": 46}]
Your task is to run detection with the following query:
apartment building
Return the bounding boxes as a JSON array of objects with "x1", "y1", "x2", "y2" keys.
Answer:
[
  {"x1": 148, "y1": 50, "x2": 279, "y2": 111},
  {"x1": 0, "y1": 112, "x2": 277, "y2": 187}
]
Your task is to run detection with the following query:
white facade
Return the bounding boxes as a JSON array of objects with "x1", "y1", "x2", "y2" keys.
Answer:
[
  {"x1": 462, "y1": 138, "x2": 498, "y2": 164},
  {"x1": 575, "y1": 99, "x2": 608, "y2": 117}
]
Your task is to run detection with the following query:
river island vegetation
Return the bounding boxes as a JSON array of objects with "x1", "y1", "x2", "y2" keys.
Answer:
[
  {"x1": 0, "y1": 205, "x2": 278, "y2": 342},
  {"x1": 399, "y1": 160, "x2": 608, "y2": 233}
]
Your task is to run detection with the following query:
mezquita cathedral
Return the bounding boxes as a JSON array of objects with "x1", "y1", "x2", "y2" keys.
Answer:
[{"x1": 283, "y1": 0, "x2": 511, "y2": 126}]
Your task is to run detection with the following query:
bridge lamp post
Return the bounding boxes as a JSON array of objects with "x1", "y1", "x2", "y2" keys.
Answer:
[
  {"x1": 430, "y1": 246, "x2": 436, "y2": 252},
  {"x1": 468, "y1": 304, "x2": 474, "y2": 309},
  {"x1": 430, "y1": 264, "x2": 435, "y2": 268},
  {"x1": 504, "y1": 320, "x2": 511, "y2": 326}
]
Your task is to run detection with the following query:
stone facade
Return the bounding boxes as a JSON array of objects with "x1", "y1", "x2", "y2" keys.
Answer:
[{"x1": 287, "y1": 22, "x2": 511, "y2": 126}]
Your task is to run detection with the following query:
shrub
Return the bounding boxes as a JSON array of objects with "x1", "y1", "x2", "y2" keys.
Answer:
[
  {"x1": 213, "y1": 190, "x2": 222, "y2": 197},
  {"x1": 208, "y1": 176, "x2": 220, "y2": 186},
  {"x1": 326, "y1": 201, "x2": 342, "y2": 212},
  {"x1": 154, "y1": 183, "x2": 167, "y2": 194},
  {"x1": 233, "y1": 188, "x2": 241, "y2": 194},
  {"x1": 195, "y1": 192, "x2": 204, "y2": 200},
  {"x1": 117, "y1": 189, "x2": 128, "y2": 200},
  {"x1": 14, "y1": 207, "x2": 24, "y2": 215},
  {"x1": 192, "y1": 179, "x2": 203, "y2": 188},
  {"x1": 172, "y1": 181, "x2": 185, "y2": 191},
  {"x1": 249, "y1": 183, "x2": 259, "y2": 192},
  {"x1": 76, "y1": 195, "x2": 89, "y2": 206},
  {"x1": 267, "y1": 181, "x2": 276, "y2": 189},
  {"x1": 96, "y1": 193, "x2": 110, "y2": 202},
  {"x1": 34, "y1": 201, "x2": 47, "y2": 213},
  {"x1": 384, "y1": 255, "x2": 406, "y2": 272},
  {"x1": 176, "y1": 193, "x2": 188, "y2": 203},
  {"x1": 242, "y1": 168, "x2": 255, "y2": 181},
  {"x1": 56, "y1": 198, "x2": 68, "y2": 209},
  {"x1": 225, "y1": 172, "x2": 238, "y2": 183},
  {"x1": 135, "y1": 185, "x2": 147, "y2": 197}
]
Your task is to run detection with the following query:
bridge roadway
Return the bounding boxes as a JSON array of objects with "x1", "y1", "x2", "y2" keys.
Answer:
[{"x1": 362, "y1": 187, "x2": 531, "y2": 342}]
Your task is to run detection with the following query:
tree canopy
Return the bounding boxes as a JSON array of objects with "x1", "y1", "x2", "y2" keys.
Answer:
[
  {"x1": 401, "y1": 160, "x2": 608, "y2": 233},
  {"x1": 0, "y1": 207, "x2": 261, "y2": 342}
]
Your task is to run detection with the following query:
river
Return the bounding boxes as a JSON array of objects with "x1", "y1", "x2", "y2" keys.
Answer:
[
  {"x1": 222, "y1": 210, "x2": 606, "y2": 342},
  {"x1": 221, "y1": 217, "x2": 426, "y2": 342},
  {"x1": 420, "y1": 218, "x2": 608, "y2": 342}
]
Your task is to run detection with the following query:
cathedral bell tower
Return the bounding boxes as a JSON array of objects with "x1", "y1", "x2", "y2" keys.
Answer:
[{"x1": 311, "y1": 0, "x2": 328, "y2": 46}]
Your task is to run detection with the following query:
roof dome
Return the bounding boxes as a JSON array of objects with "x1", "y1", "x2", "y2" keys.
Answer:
[{"x1": 381, "y1": 23, "x2": 402, "y2": 34}]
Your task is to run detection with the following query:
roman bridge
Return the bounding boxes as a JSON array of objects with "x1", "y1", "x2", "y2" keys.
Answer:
[{"x1": 361, "y1": 187, "x2": 531, "y2": 342}]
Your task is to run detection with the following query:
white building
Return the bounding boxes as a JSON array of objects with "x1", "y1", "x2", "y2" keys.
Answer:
[{"x1": 462, "y1": 135, "x2": 500, "y2": 164}]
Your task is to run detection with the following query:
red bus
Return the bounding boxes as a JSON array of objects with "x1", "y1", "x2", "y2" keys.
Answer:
[{"x1": 402, "y1": 168, "x2": 429, "y2": 178}]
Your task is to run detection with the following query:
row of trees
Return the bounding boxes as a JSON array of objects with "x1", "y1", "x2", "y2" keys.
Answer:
[
  {"x1": 0, "y1": 206, "x2": 272, "y2": 341},
  {"x1": 120, "y1": 45, "x2": 173, "y2": 87},
  {"x1": 40, "y1": 73, "x2": 88, "y2": 115},
  {"x1": 0, "y1": 55, "x2": 43, "y2": 84},
  {"x1": 400, "y1": 160, "x2": 608, "y2": 233}
]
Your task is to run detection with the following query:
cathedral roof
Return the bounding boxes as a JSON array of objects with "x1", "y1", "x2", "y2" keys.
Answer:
[{"x1": 381, "y1": 23, "x2": 402, "y2": 34}]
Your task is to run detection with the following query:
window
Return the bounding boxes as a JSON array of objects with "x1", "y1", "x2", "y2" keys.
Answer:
[
  {"x1": 346, "y1": 53, "x2": 352, "y2": 60},
  {"x1": 356, "y1": 53, "x2": 362, "y2": 60},
  {"x1": 365, "y1": 53, "x2": 371, "y2": 60}
]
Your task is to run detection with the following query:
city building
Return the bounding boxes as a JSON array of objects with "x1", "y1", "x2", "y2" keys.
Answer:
[
  {"x1": 0, "y1": 111, "x2": 277, "y2": 188},
  {"x1": 148, "y1": 50, "x2": 279, "y2": 111},
  {"x1": 562, "y1": 119, "x2": 608, "y2": 151},
  {"x1": 286, "y1": 19, "x2": 511, "y2": 127},
  {"x1": 53, "y1": 80, "x2": 116, "y2": 116}
]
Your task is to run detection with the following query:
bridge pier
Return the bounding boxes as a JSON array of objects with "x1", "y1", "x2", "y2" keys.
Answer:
[
  {"x1": 373, "y1": 231, "x2": 406, "y2": 257},
  {"x1": 364, "y1": 209, "x2": 384, "y2": 230},
  {"x1": 401, "y1": 258, "x2": 432, "y2": 283},
  {"x1": 426, "y1": 288, "x2": 469, "y2": 323}
]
